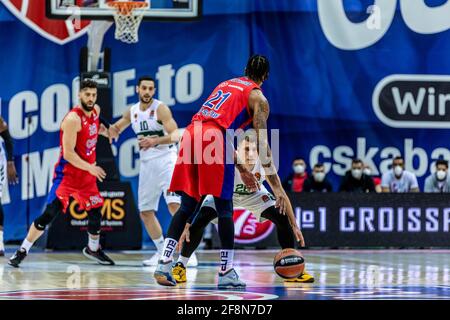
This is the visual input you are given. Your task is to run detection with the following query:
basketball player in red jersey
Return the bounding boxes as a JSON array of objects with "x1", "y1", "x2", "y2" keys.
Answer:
[
  {"x1": 155, "y1": 55, "x2": 291, "y2": 288},
  {"x1": 8, "y1": 80, "x2": 115, "y2": 267}
]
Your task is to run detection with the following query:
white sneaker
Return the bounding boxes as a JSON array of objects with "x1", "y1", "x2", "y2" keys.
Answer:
[
  {"x1": 143, "y1": 253, "x2": 160, "y2": 266},
  {"x1": 187, "y1": 252, "x2": 198, "y2": 267}
]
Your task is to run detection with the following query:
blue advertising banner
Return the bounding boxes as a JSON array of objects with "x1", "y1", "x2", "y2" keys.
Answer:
[{"x1": 1, "y1": 0, "x2": 450, "y2": 243}]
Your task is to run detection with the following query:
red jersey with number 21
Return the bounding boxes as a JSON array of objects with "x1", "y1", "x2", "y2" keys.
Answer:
[{"x1": 192, "y1": 77, "x2": 260, "y2": 130}]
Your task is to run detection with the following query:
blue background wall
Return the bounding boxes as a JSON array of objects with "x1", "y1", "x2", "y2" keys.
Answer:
[{"x1": 1, "y1": 0, "x2": 450, "y2": 245}]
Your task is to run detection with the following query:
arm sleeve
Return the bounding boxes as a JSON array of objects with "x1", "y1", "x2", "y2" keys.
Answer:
[{"x1": 0, "y1": 129, "x2": 14, "y2": 161}]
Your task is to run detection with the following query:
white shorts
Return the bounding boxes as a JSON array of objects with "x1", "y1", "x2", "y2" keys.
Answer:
[
  {"x1": 0, "y1": 151, "x2": 6, "y2": 198},
  {"x1": 202, "y1": 188, "x2": 276, "y2": 223},
  {"x1": 138, "y1": 152, "x2": 181, "y2": 212}
]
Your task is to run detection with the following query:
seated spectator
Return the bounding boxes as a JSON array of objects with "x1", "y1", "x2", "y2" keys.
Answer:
[
  {"x1": 381, "y1": 156, "x2": 419, "y2": 192},
  {"x1": 424, "y1": 159, "x2": 450, "y2": 193},
  {"x1": 283, "y1": 158, "x2": 308, "y2": 193},
  {"x1": 303, "y1": 163, "x2": 333, "y2": 192},
  {"x1": 339, "y1": 159, "x2": 375, "y2": 193},
  {"x1": 363, "y1": 163, "x2": 382, "y2": 193}
]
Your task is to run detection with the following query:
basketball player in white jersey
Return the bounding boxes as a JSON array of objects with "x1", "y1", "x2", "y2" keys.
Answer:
[
  {"x1": 0, "y1": 117, "x2": 18, "y2": 256},
  {"x1": 110, "y1": 76, "x2": 198, "y2": 266},
  {"x1": 172, "y1": 136, "x2": 314, "y2": 284}
]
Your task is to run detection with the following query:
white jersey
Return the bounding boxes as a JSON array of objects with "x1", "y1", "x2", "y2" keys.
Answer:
[
  {"x1": 130, "y1": 99, "x2": 176, "y2": 160},
  {"x1": 202, "y1": 159, "x2": 276, "y2": 221},
  {"x1": 234, "y1": 159, "x2": 266, "y2": 195}
]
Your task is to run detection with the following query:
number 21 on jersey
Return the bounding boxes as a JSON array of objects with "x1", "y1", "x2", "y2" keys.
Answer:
[{"x1": 203, "y1": 90, "x2": 232, "y2": 111}]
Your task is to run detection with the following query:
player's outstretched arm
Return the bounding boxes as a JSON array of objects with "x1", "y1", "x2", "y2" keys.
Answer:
[
  {"x1": 249, "y1": 90, "x2": 288, "y2": 209},
  {"x1": 93, "y1": 105, "x2": 112, "y2": 142},
  {"x1": 61, "y1": 113, "x2": 106, "y2": 182},
  {"x1": 264, "y1": 176, "x2": 305, "y2": 246},
  {"x1": 109, "y1": 107, "x2": 132, "y2": 142}
]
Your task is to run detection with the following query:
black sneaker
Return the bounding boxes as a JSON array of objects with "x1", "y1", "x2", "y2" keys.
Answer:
[
  {"x1": 8, "y1": 249, "x2": 27, "y2": 268},
  {"x1": 82, "y1": 247, "x2": 115, "y2": 265}
]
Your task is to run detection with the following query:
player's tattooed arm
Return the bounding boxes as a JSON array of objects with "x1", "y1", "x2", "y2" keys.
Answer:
[
  {"x1": 249, "y1": 89, "x2": 274, "y2": 173},
  {"x1": 62, "y1": 113, "x2": 106, "y2": 182},
  {"x1": 249, "y1": 89, "x2": 298, "y2": 219}
]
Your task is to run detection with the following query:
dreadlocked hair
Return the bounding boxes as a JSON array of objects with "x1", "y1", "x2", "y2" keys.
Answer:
[{"x1": 245, "y1": 54, "x2": 270, "y2": 83}]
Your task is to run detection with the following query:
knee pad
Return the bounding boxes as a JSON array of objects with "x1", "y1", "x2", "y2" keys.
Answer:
[
  {"x1": 88, "y1": 209, "x2": 102, "y2": 235},
  {"x1": 34, "y1": 200, "x2": 61, "y2": 231}
]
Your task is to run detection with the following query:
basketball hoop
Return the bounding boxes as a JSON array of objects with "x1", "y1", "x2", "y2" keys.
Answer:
[{"x1": 108, "y1": 1, "x2": 148, "y2": 44}]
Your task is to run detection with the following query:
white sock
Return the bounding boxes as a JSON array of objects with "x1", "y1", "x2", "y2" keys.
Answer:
[
  {"x1": 177, "y1": 255, "x2": 190, "y2": 266},
  {"x1": 88, "y1": 236, "x2": 99, "y2": 252},
  {"x1": 0, "y1": 230, "x2": 4, "y2": 250},
  {"x1": 21, "y1": 239, "x2": 34, "y2": 254},
  {"x1": 220, "y1": 250, "x2": 234, "y2": 274},
  {"x1": 161, "y1": 238, "x2": 178, "y2": 262},
  {"x1": 152, "y1": 235, "x2": 165, "y2": 254}
]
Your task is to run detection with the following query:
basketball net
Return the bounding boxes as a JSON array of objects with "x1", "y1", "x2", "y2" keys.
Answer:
[{"x1": 108, "y1": 1, "x2": 148, "y2": 44}]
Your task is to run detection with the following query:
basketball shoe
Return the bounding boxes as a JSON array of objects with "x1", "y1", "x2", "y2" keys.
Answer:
[
  {"x1": 172, "y1": 262, "x2": 187, "y2": 283},
  {"x1": 218, "y1": 268, "x2": 246, "y2": 289},
  {"x1": 284, "y1": 270, "x2": 315, "y2": 283},
  {"x1": 8, "y1": 249, "x2": 27, "y2": 268},
  {"x1": 82, "y1": 247, "x2": 115, "y2": 265}
]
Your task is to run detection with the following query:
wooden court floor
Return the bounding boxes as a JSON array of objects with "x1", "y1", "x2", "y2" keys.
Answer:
[{"x1": 1, "y1": 248, "x2": 450, "y2": 300}]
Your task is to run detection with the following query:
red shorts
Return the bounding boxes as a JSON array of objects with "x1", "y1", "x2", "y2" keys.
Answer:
[
  {"x1": 169, "y1": 122, "x2": 235, "y2": 201},
  {"x1": 47, "y1": 160, "x2": 104, "y2": 212}
]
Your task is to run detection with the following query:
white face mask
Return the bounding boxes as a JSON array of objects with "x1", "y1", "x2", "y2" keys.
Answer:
[
  {"x1": 436, "y1": 170, "x2": 447, "y2": 181},
  {"x1": 351, "y1": 169, "x2": 363, "y2": 180},
  {"x1": 363, "y1": 168, "x2": 371, "y2": 176},
  {"x1": 314, "y1": 172, "x2": 325, "y2": 182},
  {"x1": 394, "y1": 165, "x2": 403, "y2": 177},
  {"x1": 293, "y1": 164, "x2": 305, "y2": 174}
]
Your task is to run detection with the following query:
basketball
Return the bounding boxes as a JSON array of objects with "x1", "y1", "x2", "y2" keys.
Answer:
[{"x1": 273, "y1": 249, "x2": 305, "y2": 279}]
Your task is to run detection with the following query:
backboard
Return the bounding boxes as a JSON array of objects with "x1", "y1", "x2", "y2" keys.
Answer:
[{"x1": 47, "y1": 0, "x2": 202, "y2": 21}]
